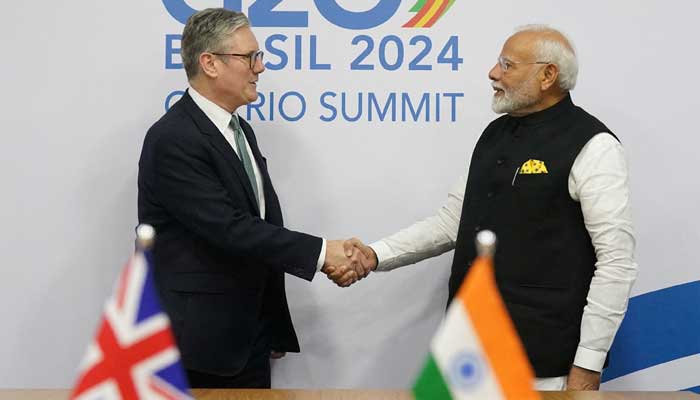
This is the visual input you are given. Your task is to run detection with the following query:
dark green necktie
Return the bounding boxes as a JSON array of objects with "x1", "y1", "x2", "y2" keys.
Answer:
[{"x1": 230, "y1": 115, "x2": 259, "y2": 203}]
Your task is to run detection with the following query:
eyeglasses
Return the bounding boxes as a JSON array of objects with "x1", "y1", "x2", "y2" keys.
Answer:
[
  {"x1": 212, "y1": 50, "x2": 265, "y2": 69},
  {"x1": 497, "y1": 56, "x2": 550, "y2": 73}
]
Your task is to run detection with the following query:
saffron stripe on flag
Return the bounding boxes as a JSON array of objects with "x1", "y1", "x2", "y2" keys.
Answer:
[{"x1": 457, "y1": 256, "x2": 539, "y2": 400}]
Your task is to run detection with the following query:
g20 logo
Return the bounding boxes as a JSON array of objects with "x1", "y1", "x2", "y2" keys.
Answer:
[
  {"x1": 403, "y1": 0, "x2": 455, "y2": 28},
  {"x1": 162, "y1": 0, "x2": 454, "y2": 29}
]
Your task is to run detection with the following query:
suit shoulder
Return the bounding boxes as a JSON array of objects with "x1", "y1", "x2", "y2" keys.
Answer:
[
  {"x1": 144, "y1": 104, "x2": 202, "y2": 150},
  {"x1": 147, "y1": 102, "x2": 190, "y2": 137}
]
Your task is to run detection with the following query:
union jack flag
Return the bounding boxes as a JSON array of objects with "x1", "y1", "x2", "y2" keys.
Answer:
[{"x1": 70, "y1": 250, "x2": 192, "y2": 400}]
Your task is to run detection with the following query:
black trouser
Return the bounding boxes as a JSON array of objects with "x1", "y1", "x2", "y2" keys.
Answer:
[{"x1": 186, "y1": 328, "x2": 271, "y2": 389}]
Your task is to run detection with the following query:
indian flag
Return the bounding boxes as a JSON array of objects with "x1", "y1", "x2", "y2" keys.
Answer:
[{"x1": 413, "y1": 231, "x2": 539, "y2": 400}]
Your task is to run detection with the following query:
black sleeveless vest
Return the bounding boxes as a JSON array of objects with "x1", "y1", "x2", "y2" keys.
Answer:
[{"x1": 449, "y1": 95, "x2": 616, "y2": 377}]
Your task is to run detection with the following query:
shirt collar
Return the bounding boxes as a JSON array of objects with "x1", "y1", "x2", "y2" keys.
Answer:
[{"x1": 188, "y1": 86, "x2": 238, "y2": 133}]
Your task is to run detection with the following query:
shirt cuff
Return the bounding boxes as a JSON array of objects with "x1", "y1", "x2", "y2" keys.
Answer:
[
  {"x1": 573, "y1": 346, "x2": 607, "y2": 373},
  {"x1": 316, "y1": 238, "x2": 327, "y2": 272},
  {"x1": 368, "y1": 241, "x2": 392, "y2": 271}
]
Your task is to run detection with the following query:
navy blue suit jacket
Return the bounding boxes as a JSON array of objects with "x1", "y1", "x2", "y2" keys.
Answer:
[{"x1": 138, "y1": 91, "x2": 321, "y2": 374}]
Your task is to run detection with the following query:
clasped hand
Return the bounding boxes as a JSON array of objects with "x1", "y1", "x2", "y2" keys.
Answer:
[{"x1": 321, "y1": 238, "x2": 377, "y2": 287}]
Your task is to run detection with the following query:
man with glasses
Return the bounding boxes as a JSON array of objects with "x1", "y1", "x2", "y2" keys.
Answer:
[
  {"x1": 138, "y1": 8, "x2": 367, "y2": 388},
  {"x1": 334, "y1": 25, "x2": 638, "y2": 391}
]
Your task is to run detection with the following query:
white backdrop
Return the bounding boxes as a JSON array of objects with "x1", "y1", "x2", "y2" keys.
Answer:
[{"x1": 1, "y1": 0, "x2": 698, "y2": 391}]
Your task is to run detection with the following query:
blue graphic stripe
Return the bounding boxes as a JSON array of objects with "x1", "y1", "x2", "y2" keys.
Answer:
[
  {"x1": 684, "y1": 386, "x2": 700, "y2": 394},
  {"x1": 602, "y1": 281, "x2": 700, "y2": 382}
]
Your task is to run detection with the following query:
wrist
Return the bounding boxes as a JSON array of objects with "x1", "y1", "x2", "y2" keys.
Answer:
[
  {"x1": 369, "y1": 247, "x2": 379, "y2": 270},
  {"x1": 571, "y1": 365, "x2": 600, "y2": 374}
]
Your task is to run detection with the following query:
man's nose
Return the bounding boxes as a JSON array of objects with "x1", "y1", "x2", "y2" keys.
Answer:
[
  {"x1": 254, "y1": 58, "x2": 265, "y2": 74},
  {"x1": 488, "y1": 62, "x2": 501, "y2": 81}
]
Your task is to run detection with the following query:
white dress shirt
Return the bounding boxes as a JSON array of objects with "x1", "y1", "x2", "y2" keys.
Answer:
[
  {"x1": 188, "y1": 87, "x2": 326, "y2": 271},
  {"x1": 369, "y1": 133, "x2": 638, "y2": 373}
]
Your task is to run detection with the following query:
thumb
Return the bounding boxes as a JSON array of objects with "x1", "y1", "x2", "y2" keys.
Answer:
[
  {"x1": 349, "y1": 237, "x2": 374, "y2": 259},
  {"x1": 343, "y1": 239, "x2": 355, "y2": 257}
]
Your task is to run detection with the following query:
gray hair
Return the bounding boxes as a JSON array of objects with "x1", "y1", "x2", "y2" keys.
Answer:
[
  {"x1": 516, "y1": 24, "x2": 578, "y2": 91},
  {"x1": 181, "y1": 8, "x2": 250, "y2": 81}
]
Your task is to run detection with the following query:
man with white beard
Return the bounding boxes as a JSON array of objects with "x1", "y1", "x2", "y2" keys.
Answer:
[{"x1": 332, "y1": 25, "x2": 638, "y2": 391}]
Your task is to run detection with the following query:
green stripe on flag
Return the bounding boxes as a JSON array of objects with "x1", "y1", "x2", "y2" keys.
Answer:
[
  {"x1": 410, "y1": 0, "x2": 428, "y2": 12},
  {"x1": 412, "y1": 354, "x2": 452, "y2": 400}
]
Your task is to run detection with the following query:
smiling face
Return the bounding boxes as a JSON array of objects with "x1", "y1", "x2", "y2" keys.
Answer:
[
  {"x1": 213, "y1": 27, "x2": 264, "y2": 110},
  {"x1": 488, "y1": 32, "x2": 546, "y2": 116},
  {"x1": 490, "y1": 65, "x2": 543, "y2": 115}
]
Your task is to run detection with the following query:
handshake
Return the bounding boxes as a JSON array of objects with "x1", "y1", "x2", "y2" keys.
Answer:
[{"x1": 321, "y1": 238, "x2": 378, "y2": 287}]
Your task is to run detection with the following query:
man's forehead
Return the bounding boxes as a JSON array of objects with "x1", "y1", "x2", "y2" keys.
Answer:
[
  {"x1": 500, "y1": 33, "x2": 537, "y2": 60},
  {"x1": 224, "y1": 27, "x2": 258, "y2": 50}
]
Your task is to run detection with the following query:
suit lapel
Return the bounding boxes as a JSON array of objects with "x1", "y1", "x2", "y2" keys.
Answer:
[
  {"x1": 239, "y1": 119, "x2": 269, "y2": 181},
  {"x1": 238, "y1": 119, "x2": 275, "y2": 207},
  {"x1": 179, "y1": 91, "x2": 261, "y2": 215}
]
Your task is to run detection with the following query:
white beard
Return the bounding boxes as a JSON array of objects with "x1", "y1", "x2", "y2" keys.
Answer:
[{"x1": 491, "y1": 76, "x2": 541, "y2": 114}]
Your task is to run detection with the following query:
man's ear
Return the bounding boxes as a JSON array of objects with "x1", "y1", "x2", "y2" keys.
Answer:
[
  {"x1": 199, "y1": 53, "x2": 219, "y2": 79},
  {"x1": 541, "y1": 63, "x2": 560, "y2": 91}
]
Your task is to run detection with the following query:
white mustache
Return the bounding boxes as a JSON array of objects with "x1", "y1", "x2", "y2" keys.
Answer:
[{"x1": 492, "y1": 83, "x2": 504, "y2": 91}]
